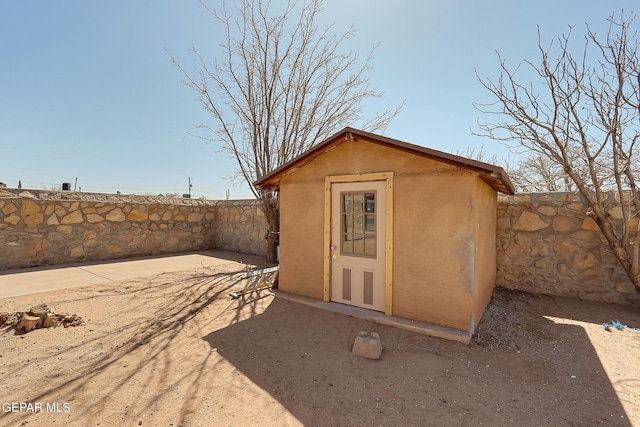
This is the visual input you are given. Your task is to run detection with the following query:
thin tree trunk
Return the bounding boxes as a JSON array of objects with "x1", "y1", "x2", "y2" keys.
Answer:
[{"x1": 261, "y1": 192, "x2": 280, "y2": 263}]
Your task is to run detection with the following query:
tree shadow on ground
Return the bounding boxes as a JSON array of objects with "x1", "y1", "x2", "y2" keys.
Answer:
[
  {"x1": 0, "y1": 275, "x2": 636, "y2": 426},
  {"x1": 203, "y1": 290, "x2": 635, "y2": 426},
  {"x1": 0, "y1": 263, "x2": 268, "y2": 426}
]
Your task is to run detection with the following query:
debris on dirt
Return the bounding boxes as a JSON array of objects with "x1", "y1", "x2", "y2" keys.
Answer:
[
  {"x1": 0, "y1": 266, "x2": 638, "y2": 426},
  {"x1": 0, "y1": 304, "x2": 84, "y2": 333},
  {"x1": 602, "y1": 320, "x2": 640, "y2": 333},
  {"x1": 472, "y1": 289, "x2": 524, "y2": 350},
  {"x1": 472, "y1": 288, "x2": 552, "y2": 351}
]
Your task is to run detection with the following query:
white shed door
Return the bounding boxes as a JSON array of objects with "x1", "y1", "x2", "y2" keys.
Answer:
[{"x1": 330, "y1": 181, "x2": 386, "y2": 311}]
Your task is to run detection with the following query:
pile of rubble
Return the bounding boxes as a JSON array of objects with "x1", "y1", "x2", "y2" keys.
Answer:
[{"x1": 0, "y1": 304, "x2": 84, "y2": 333}]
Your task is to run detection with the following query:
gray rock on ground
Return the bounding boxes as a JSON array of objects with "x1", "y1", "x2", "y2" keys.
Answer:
[{"x1": 352, "y1": 331, "x2": 383, "y2": 360}]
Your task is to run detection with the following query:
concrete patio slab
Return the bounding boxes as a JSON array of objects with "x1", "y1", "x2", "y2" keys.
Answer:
[
  {"x1": 0, "y1": 250, "x2": 266, "y2": 300},
  {"x1": 1, "y1": 250, "x2": 471, "y2": 343}
]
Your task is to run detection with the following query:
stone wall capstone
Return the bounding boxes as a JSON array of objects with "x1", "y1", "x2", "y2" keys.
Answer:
[{"x1": 496, "y1": 191, "x2": 640, "y2": 306}]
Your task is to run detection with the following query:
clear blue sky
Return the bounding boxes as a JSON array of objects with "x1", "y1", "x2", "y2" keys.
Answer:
[{"x1": 1, "y1": 1, "x2": 637, "y2": 199}]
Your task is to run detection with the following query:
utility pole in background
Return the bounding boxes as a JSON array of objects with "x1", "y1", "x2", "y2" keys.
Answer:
[{"x1": 188, "y1": 177, "x2": 192, "y2": 198}]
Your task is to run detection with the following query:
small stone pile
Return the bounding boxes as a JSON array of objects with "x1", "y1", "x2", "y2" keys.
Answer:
[{"x1": 0, "y1": 304, "x2": 83, "y2": 333}]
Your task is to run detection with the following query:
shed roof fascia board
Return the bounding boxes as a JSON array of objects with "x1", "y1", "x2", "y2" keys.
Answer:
[{"x1": 254, "y1": 127, "x2": 515, "y2": 194}]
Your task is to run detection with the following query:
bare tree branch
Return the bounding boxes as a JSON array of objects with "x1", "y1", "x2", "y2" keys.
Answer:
[
  {"x1": 474, "y1": 11, "x2": 640, "y2": 294},
  {"x1": 169, "y1": 0, "x2": 402, "y2": 261}
]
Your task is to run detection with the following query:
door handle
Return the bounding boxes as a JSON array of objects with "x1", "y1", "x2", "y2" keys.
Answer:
[{"x1": 330, "y1": 245, "x2": 337, "y2": 250}]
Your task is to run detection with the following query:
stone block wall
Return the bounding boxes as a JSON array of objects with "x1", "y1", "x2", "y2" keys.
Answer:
[
  {"x1": 496, "y1": 192, "x2": 640, "y2": 306},
  {"x1": 2, "y1": 187, "x2": 640, "y2": 306},
  {"x1": 0, "y1": 189, "x2": 218, "y2": 269},
  {"x1": 214, "y1": 199, "x2": 269, "y2": 256}
]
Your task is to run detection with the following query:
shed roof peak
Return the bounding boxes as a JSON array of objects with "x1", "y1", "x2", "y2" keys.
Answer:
[{"x1": 254, "y1": 127, "x2": 515, "y2": 195}]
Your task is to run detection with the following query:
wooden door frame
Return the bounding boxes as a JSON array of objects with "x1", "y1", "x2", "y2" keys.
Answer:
[{"x1": 323, "y1": 172, "x2": 394, "y2": 315}]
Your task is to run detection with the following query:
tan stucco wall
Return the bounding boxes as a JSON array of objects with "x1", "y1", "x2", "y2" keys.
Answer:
[
  {"x1": 391, "y1": 169, "x2": 476, "y2": 330},
  {"x1": 470, "y1": 178, "x2": 498, "y2": 330},
  {"x1": 277, "y1": 136, "x2": 498, "y2": 332},
  {"x1": 278, "y1": 177, "x2": 325, "y2": 300}
]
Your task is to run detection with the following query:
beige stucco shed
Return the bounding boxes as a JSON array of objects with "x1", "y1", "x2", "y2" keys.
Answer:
[{"x1": 255, "y1": 127, "x2": 514, "y2": 341}]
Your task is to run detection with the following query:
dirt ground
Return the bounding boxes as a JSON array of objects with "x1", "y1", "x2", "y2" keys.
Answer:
[{"x1": 0, "y1": 259, "x2": 639, "y2": 427}]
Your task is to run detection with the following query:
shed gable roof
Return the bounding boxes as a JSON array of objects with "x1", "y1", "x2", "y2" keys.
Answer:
[{"x1": 254, "y1": 127, "x2": 515, "y2": 194}]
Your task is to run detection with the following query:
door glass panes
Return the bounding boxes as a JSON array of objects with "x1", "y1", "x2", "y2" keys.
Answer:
[
  {"x1": 353, "y1": 194, "x2": 364, "y2": 213},
  {"x1": 341, "y1": 191, "x2": 376, "y2": 257},
  {"x1": 364, "y1": 236, "x2": 375, "y2": 256}
]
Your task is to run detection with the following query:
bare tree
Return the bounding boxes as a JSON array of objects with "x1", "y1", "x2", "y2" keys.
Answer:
[
  {"x1": 454, "y1": 145, "x2": 502, "y2": 165},
  {"x1": 475, "y1": 12, "x2": 640, "y2": 293},
  {"x1": 452, "y1": 146, "x2": 564, "y2": 193},
  {"x1": 508, "y1": 153, "x2": 576, "y2": 192},
  {"x1": 169, "y1": 0, "x2": 402, "y2": 262}
]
